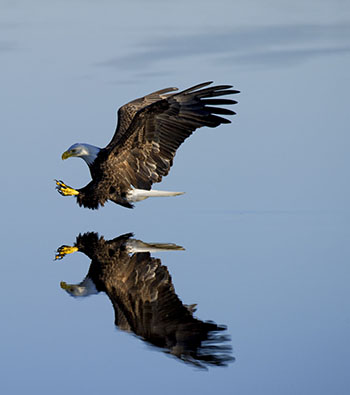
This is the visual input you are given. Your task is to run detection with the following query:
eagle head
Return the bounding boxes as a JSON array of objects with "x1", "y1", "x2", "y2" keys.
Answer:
[{"x1": 61, "y1": 143, "x2": 100, "y2": 166}]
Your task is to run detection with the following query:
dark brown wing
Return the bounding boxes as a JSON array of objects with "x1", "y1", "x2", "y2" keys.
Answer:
[
  {"x1": 104, "y1": 82, "x2": 239, "y2": 190},
  {"x1": 105, "y1": 86, "x2": 179, "y2": 149}
]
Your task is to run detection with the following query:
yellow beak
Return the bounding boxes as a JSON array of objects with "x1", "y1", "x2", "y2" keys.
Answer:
[{"x1": 61, "y1": 150, "x2": 72, "y2": 160}]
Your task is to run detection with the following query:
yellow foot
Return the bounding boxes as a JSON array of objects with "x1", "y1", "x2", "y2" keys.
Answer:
[
  {"x1": 55, "y1": 245, "x2": 78, "y2": 260},
  {"x1": 55, "y1": 179, "x2": 79, "y2": 196},
  {"x1": 60, "y1": 281, "x2": 69, "y2": 290}
]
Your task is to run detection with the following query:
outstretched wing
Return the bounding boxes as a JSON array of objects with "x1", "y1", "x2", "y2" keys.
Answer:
[
  {"x1": 105, "y1": 82, "x2": 239, "y2": 190},
  {"x1": 106, "y1": 86, "x2": 179, "y2": 149}
]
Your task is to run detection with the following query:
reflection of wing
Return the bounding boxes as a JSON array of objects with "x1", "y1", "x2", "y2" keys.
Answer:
[{"x1": 60, "y1": 232, "x2": 233, "y2": 368}]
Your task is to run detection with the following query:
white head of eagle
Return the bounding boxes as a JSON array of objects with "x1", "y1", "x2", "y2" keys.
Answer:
[{"x1": 61, "y1": 143, "x2": 101, "y2": 166}]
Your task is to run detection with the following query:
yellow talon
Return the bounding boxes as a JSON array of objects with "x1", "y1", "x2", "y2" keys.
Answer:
[
  {"x1": 55, "y1": 179, "x2": 79, "y2": 196},
  {"x1": 55, "y1": 245, "x2": 79, "y2": 260}
]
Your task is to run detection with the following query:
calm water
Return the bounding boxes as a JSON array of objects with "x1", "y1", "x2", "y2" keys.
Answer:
[{"x1": 1, "y1": 1, "x2": 349, "y2": 394}]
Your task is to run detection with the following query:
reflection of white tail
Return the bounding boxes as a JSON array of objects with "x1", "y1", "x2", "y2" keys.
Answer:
[
  {"x1": 127, "y1": 188, "x2": 185, "y2": 202},
  {"x1": 126, "y1": 239, "x2": 185, "y2": 253}
]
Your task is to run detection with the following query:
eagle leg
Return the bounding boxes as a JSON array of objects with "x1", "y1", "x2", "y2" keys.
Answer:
[
  {"x1": 55, "y1": 179, "x2": 79, "y2": 196},
  {"x1": 55, "y1": 245, "x2": 78, "y2": 260}
]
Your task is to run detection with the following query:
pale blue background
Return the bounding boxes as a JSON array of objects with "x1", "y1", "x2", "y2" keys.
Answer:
[{"x1": 1, "y1": 0, "x2": 349, "y2": 394}]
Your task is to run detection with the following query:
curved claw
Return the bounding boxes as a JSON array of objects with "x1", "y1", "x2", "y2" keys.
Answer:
[
  {"x1": 55, "y1": 179, "x2": 79, "y2": 196},
  {"x1": 55, "y1": 245, "x2": 78, "y2": 260}
]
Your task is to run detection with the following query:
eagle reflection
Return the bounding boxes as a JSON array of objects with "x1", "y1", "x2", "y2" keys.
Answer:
[{"x1": 56, "y1": 232, "x2": 233, "y2": 368}]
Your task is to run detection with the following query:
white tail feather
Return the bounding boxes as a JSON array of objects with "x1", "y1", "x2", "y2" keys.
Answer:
[
  {"x1": 126, "y1": 188, "x2": 185, "y2": 202},
  {"x1": 126, "y1": 239, "x2": 185, "y2": 253}
]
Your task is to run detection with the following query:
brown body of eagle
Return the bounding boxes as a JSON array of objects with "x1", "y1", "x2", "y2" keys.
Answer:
[{"x1": 57, "y1": 82, "x2": 239, "y2": 209}]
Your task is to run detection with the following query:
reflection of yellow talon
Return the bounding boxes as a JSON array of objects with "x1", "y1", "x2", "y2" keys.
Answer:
[
  {"x1": 55, "y1": 179, "x2": 79, "y2": 196},
  {"x1": 55, "y1": 245, "x2": 78, "y2": 260}
]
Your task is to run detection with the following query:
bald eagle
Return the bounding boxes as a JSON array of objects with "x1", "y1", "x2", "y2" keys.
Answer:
[
  {"x1": 56, "y1": 232, "x2": 233, "y2": 368},
  {"x1": 56, "y1": 81, "x2": 239, "y2": 209}
]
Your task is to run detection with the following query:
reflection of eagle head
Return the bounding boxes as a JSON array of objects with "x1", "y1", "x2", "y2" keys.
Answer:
[{"x1": 60, "y1": 279, "x2": 98, "y2": 297}]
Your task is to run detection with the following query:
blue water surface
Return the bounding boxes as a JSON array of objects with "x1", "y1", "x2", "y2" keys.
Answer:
[{"x1": 0, "y1": 1, "x2": 349, "y2": 394}]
